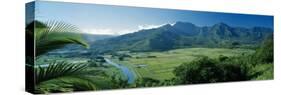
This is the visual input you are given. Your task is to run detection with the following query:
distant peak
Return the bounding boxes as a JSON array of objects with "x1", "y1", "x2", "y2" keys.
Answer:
[
  {"x1": 173, "y1": 21, "x2": 195, "y2": 26},
  {"x1": 215, "y1": 22, "x2": 229, "y2": 27}
]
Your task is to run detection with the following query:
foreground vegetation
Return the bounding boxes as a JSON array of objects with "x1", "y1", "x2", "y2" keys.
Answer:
[{"x1": 26, "y1": 21, "x2": 116, "y2": 93}]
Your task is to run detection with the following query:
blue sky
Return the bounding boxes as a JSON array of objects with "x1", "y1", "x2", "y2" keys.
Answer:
[{"x1": 35, "y1": 1, "x2": 273, "y2": 35}]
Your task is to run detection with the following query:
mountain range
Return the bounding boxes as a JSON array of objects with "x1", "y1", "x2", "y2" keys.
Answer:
[{"x1": 81, "y1": 22, "x2": 273, "y2": 53}]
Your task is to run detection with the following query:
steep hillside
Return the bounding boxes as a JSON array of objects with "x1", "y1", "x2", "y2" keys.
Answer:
[{"x1": 90, "y1": 22, "x2": 273, "y2": 53}]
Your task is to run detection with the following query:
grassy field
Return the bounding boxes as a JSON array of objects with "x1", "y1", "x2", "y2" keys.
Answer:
[{"x1": 112, "y1": 48, "x2": 255, "y2": 81}]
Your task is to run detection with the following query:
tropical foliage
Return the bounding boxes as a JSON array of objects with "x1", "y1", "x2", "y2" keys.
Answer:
[
  {"x1": 34, "y1": 61, "x2": 97, "y2": 93},
  {"x1": 26, "y1": 20, "x2": 100, "y2": 93},
  {"x1": 32, "y1": 21, "x2": 88, "y2": 56}
]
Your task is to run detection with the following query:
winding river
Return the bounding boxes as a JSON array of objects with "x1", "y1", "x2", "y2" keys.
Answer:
[{"x1": 104, "y1": 58, "x2": 135, "y2": 84}]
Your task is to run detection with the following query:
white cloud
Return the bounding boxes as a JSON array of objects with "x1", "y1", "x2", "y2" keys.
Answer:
[
  {"x1": 81, "y1": 23, "x2": 174, "y2": 35},
  {"x1": 137, "y1": 24, "x2": 168, "y2": 30},
  {"x1": 82, "y1": 28, "x2": 137, "y2": 35},
  {"x1": 171, "y1": 22, "x2": 176, "y2": 26},
  {"x1": 82, "y1": 28, "x2": 116, "y2": 35}
]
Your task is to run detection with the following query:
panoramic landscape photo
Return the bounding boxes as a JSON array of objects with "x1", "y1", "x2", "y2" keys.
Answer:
[{"x1": 26, "y1": 1, "x2": 273, "y2": 94}]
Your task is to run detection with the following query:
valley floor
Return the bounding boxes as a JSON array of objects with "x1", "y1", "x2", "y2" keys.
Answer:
[{"x1": 108, "y1": 48, "x2": 255, "y2": 81}]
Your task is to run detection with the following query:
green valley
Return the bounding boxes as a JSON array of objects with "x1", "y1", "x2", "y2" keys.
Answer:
[{"x1": 108, "y1": 48, "x2": 255, "y2": 81}]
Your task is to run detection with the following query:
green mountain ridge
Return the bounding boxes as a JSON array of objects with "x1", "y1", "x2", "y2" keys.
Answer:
[{"x1": 89, "y1": 22, "x2": 273, "y2": 53}]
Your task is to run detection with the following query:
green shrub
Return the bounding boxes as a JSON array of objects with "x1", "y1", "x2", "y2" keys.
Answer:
[
  {"x1": 133, "y1": 78, "x2": 161, "y2": 87},
  {"x1": 174, "y1": 57, "x2": 248, "y2": 84},
  {"x1": 254, "y1": 35, "x2": 273, "y2": 64},
  {"x1": 218, "y1": 55, "x2": 228, "y2": 62}
]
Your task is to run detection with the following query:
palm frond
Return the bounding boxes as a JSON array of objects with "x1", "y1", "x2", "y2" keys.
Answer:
[
  {"x1": 34, "y1": 20, "x2": 89, "y2": 56},
  {"x1": 35, "y1": 61, "x2": 88, "y2": 83},
  {"x1": 34, "y1": 61, "x2": 113, "y2": 93},
  {"x1": 34, "y1": 61, "x2": 98, "y2": 93},
  {"x1": 26, "y1": 20, "x2": 103, "y2": 93},
  {"x1": 35, "y1": 75, "x2": 98, "y2": 93}
]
